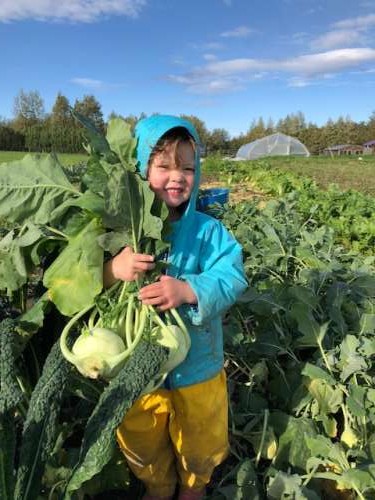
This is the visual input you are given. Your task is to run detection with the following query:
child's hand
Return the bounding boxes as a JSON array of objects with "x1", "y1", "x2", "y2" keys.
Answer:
[
  {"x1": 139, "y1": 275, "x2": 197, "y2": 311},
  {"x1": 104, "y1": 247, "x2": 155, "y2": 285}
]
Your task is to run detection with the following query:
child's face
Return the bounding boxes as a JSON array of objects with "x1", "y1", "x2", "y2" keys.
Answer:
[{"x1": 148, "y1": 140, "x2": 195, "y2": 212}]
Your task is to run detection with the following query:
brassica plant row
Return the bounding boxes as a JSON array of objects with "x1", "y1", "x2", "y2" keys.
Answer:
[
  {"x1": 204, "y1": 156, "x2": 375, "y2": 255},
  {"x1": 215, "y1": 197, "x2": 375, "y2": 499}
]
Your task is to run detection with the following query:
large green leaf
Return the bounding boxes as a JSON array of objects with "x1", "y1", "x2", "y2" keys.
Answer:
[
  {"x1": 102, "y1": 163, "x2": 162, "y2": 250},
  {"x1": 43, "y1": 218, "x2": 104, "y2": 316},
  {"x1": 17, "y1": 292, "x2": 50, "y2": 336},
  {"x1": 218, "y1": 459, "x2": 261, "y2": 499},
  {"x1": 106, "y1": 118, "x2": 137, "y2": 168},
  {"x1": 270, "y1": 411, "x2": 317, "y2": 470},
  {"x1": 289, "y1": 302, "x2": 329, "y2": 347},
  {"x1": 71, "y1": 110, "x2": 115, "y2": 160},
  {"x1": 0, "y1": 154, "x2": 79, "y2": 224},
  {"x1": 0, "y1": 231, "x2": 27, "y2": 294},
  {"x1": 268, "y1": 471, "x2": 320, "y2": 500},
  {"x1": 0, "y1": 224, "x2": 43, "y2": 295}
]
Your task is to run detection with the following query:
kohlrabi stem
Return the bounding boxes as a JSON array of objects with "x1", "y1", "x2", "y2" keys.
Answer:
[
  {"x1": 147, "y1": 305, "x2": 168, "y2": 330},
  {"x1": 118, "y1": 280, "x2": 130, "y2": 304},
  {"x1": 165, "y1": 310, "x2": 173, "y2": 326},
  {"x1": 169, "y1": 308, "x2": 189, "y2": 339},
  {"x1": 60, "y1": 304, "x2": 94, "y2": 364},
  {"x1": 111, "y1": 305, "x2": 147, "y2": 364},
  {"x1": 134, "y1": 307, "x2": 139, "y2": 339},
  {"x1": 125, "y1": 294, "x2": 135, "y2": 347},
  {"x1": 88, "y1": 308, "x2": 98, "y2": 330}
]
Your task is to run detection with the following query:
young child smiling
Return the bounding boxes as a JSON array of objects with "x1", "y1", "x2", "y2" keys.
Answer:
[{"x1": 104, "y1": 115, "x2": 247, "y2": 500}]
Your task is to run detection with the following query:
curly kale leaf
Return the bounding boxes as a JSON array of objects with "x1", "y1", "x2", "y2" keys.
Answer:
[
  {"x1": 0, "y1": 411, "x2": 17, "y2": 500},
  {"x1": 14, "y1": 340, "x2": 72, "y2": 500},
  {"x1": 0, "y1": 318, "x2": 24, "y2": 414}
]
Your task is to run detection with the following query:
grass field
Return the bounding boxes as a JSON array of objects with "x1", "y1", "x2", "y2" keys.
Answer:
[
  {"x1": 256, "y1": 154, "x2": 375, "y2": 195},
  {"x1": 0, "y1": 150, "x2": 88, "y2": 166}
]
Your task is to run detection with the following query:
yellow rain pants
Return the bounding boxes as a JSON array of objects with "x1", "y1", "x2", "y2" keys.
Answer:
[{"x1": 116, "y1": 369, "x2": 229, "y2": 498}]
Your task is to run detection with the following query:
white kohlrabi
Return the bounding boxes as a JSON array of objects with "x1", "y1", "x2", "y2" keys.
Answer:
[{"x1": 60, "y1": 299, "x2": 191, "y2": 384}]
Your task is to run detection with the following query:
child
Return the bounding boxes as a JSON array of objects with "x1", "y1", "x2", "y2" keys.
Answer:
[{"x1": 104, "y1": 115, "x2": 247, "y2": 500}]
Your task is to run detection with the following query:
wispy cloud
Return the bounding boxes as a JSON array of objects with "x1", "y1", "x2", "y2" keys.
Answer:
[
  {"x1": 71, "y1": 77, "x2": 123, "y2": 90},
  {"x1": 0, "y1": 0, "x2": 146, "y2": 23},
  {"x1": 220, "y1": 26, "x2": 255, "y2": 38},
  {"x1": 310, "y1": 13, "x2": 375, "y2": 50},
  {"x1": 334, "y1": 13, "x2": 375, "y2": 30},
  {"x1": 202, "y1": 54, "x2": 218, "y2": 61},
  {"x1": 167, "y1": 48, "x2": 375, "y2": 94},
  {"x1": 189, "y1": 41, "x2": 224, "y2": 52},
  {"x1": 71, "y1": 78, "x2": 105, "y2": 89},
  {"x1": 310, "y1": 29, "x2": 365, "y2": 50},
  {"x1": 167, "y1": 74, "x2": 245, "y2": 95}
]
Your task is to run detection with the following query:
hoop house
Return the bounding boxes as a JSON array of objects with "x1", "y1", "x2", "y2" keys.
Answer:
[{"x1": 236, "y1": 132, "x2": 310, "y2": 160}]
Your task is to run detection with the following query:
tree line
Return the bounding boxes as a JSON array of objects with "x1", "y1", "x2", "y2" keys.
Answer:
[{"x1": 1, "y1": 90, "x2": 375, "y2": 155}]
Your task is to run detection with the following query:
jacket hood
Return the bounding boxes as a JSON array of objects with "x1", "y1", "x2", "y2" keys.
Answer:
[{"x1": 134, "y1": 115, "x2": 201, "y2": 225}]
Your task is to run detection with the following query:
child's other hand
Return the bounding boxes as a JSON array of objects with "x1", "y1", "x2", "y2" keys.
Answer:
[
  {"x1": 139, "y1": 275, "x2": 197, "y2": 311},
  {"x1": 106, "y1": 247, "x2": 155, "y2": 284}
]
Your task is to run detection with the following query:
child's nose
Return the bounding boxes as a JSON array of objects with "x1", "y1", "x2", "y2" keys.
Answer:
[{"x1": 170, "y1": 167, "x2": 184, "y2": 181}]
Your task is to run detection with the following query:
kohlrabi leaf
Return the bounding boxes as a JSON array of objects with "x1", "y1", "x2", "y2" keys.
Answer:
[
  {"x1": 106, "y1": 118, "x2": 137, "y2": 170},
  {"x1": 17, "y1": 292, "x2": 51, "y2": 335},
  {"x1": 43, "y1": 218, "x2": 104, "y2": 316},
  {"x1": 97, "y1": 231, "x2": 132, "y2": 255},
  {"x1": 0, "y1": 154, "x2": 80, "y2": 225},
  {"x1": 82, "y1": 157, "x2": 110, "y2": 195},
  {"x1": 102, "y1": 163, "x2": 143, "y2": 236},
  {"x1": 0, "y1": 226, "x2": 43, "y2": 295},
  {"x1": 71, "y1": 110, "x2": 116, "y2": 161}
]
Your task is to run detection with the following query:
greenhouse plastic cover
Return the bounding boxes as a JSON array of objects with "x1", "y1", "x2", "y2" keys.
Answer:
[{"x1": 236, "y1": 132, "x2": 310, "y2": 160}]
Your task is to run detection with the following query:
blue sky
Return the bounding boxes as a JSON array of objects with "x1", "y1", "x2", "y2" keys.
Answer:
[{"x1": 1, "y1": 0, "x2": 375, "y2": 137}]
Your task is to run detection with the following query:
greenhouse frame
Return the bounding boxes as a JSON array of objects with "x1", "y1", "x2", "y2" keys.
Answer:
[{"x1": 236, "y1": 132, "x2": 310, "y2": 160}]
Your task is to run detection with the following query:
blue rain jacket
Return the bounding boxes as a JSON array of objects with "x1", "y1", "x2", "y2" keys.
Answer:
[{"x1": 135, "y1": 115, "x2": 248, "y2": 389}]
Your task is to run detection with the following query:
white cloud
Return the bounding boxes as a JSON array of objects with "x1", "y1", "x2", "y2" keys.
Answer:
[
  {"x1": 0, "y1": 0, "x2": 146, "y2": 23},
  {"x1": 71, "y1": 77, "x2": 124, "y2": 89},
  {"x1": 220, "y1": 26, "x2": 255, "y2": 38},
  {"x1": 167, "y1": 48, "x2": 375, "y2": 94},
  {"x1": 310, "y1": 13, "x2": 375, "y2": 50},
  {"x1": 71, "y1": 77, "x2": 105, "y2": 89},
  {"x1": 167, "y1": 73, "x2": 245, "y2": 95},
  {"x1": 287, "y1": 77, "x2": 311, "y2": 88},
  {"x1": 310, "y1": 30, "x2": 365, "y2": 50},
  {"x1": 333, "y1": 13, "x2": 375, "y2": 30},
  {"x1": 202, "y1": 53, "x2": 218, "y2": 61}
]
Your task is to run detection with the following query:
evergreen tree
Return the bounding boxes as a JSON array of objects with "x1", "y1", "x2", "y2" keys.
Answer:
[
  {"x1": 206, "y1": 128, "x2": 230, "y2": 154},
  {"x1": 51, "y1": 93, "x2": 71, "y2": 125},
  {"x1": 73, "y1": 95, "x2": 105, "y2": 132}
]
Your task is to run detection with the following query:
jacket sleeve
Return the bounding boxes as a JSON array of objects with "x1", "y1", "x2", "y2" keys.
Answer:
[{"x1": 179, "y1": 221, "x2": 248, "y2": 326}]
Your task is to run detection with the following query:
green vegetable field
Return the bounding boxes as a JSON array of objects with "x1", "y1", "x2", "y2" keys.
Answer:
[{"x1": 1, "y1": 123, "x2": 375, "y2": 499}]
